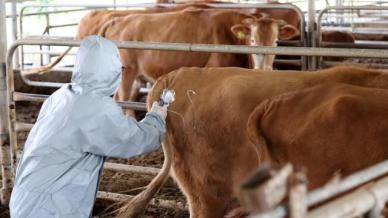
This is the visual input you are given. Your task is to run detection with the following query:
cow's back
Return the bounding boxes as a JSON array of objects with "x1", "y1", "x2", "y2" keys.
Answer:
[
  {"x1": 151, "y1": 66, "x2": 387, "y2": 122},
  {"x1": 76, "y1": 10, "x2": 144, "y2": 39},
  {"x1": 76, "y1": 3, "x2": 214, "y2": 40}
]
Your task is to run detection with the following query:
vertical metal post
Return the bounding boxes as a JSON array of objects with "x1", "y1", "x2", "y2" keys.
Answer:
[
  {"x1": 336, "y1": 0, "x2": 344, "y2": 25},
  {"x1": 19, "y1": 8, "x2": 24, "y2": 70},
  {"x1": 40, "y1": 12, "x2": 49, "y2": 66},
  {"x1": 44, "y1": 12, "x2": 50, "y2": 65},
  {"x1": 11, "y1": 0, "x2": 18, "y2": 68},
  {"x1": 288, "y1": 169, "x2": 307, "y2": 218},
  {"x1": 0, "y1": 0, "x2": 12, "y2": 206},
  {"x1": 308, "y1": 0, "x2": 317, "y2": 70}
]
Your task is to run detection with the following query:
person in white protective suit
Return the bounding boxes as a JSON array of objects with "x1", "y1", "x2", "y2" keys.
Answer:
[{"x1": 9, "y1": 35, "x2": 168, "y2": 218}]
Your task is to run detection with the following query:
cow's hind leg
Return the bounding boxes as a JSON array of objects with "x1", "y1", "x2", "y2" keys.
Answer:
[{"x1": 187, "y1": 193, "x2": 231, "y2": 218}]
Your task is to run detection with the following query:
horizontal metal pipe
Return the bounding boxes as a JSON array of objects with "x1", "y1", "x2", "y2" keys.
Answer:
[
  {"x1": 22, "y1": 50, "x2": 76, "y2": 55},
  {"x1": 14, "y1": 122, "x2": 34, "y2": 132},
  {"x1": 47, "y1": 23, "x2": 79, "y2": 29},
  {"x1": 22, "y1": 43, "x2": 300, "y2": 54},
  {"x1": 14, "y1": 67, "x2": 73, "y2": 73},
  {"x1": 97, "y1": 191, "x2": 188, "y2": 211},
  {"x1": 103, "y1": 162, "x2": 160, "y2": 175},
  {"x1": 12, "y1": 92, "x2": 147, "y2": 110},
  {"x1": 317, "y1": 5, "x2": 388, "y2": 49},
  {"x1": 256, "y1": 159, "x2": 388, "y2": 218},
  {"x1": 20, "y1": 3, "x2": 302, "y2": 10},
  {"x1": 307, "y1": 159, "x2": 388, "y2": 206},
  {"x1": 21, "y1": 8, "x2": 88, "y2": 17},
  {"x1": 5, "y1": 14, "x2": 17, "y2": 18},
  {"x1": 20, "y1": 79, "x2": 65, "y2": 88},
  {"x1": 321, "y1": 42, "x2": 388, "y2": 49},
  {"x1": 352, "y1": 30, "x2": 388, "y2": 35},
  {"x1": 18, "y1": 59, "x2": 300, "y2": 79},
  {"x1": 307, "y1": 176, "x2": 388, "y2": 218},
  {"x1": 117, "y1": 101, "x2": 147, "y2": 111},
  {"x1": 13, "y1": 37, "x2": 388, "y2": 58},
  {"x1": 13, "y1": 92, "x2": 46, "y2": 102}
]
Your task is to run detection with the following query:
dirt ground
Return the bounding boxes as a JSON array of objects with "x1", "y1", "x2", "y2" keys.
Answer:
[{"x1": 4, "y1": 101, "x2": 188, "y2": 218}]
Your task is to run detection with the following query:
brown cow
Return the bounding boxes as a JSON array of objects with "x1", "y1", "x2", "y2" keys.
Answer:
[
  {"x1": 100, "y1": 9, "x2": 298, "y2": 111},
  {"x1": 23, "y1": 1, "x2": 301, "y2": 76},
  {"x1": 247, "y1": 82, "x2": 388, "y2": 190},
  {"x1": 22, "y1": 3, "x2": 214, "y2": 76},
  {"x1": 118, "y1": 66, "x2": 388, "y2": 217}
]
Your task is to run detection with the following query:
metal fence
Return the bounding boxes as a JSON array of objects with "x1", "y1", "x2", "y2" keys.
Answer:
[
  {"x1": 315, "y1": 6, "x2": 388, "y2": 69},
  {"x1": 242, "y1": 160, "x2": 388, "y2": 218},
  {"x1": 3, "y1": 36, "x2": 388, "y2": 207},
  {"x1": 2, "y1": 0, "x2": 388, "y2": 212}
]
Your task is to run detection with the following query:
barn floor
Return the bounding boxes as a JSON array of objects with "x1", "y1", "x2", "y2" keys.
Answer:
[{"x1": 11, "y1": 101, "x2": 188, "y2": 218}]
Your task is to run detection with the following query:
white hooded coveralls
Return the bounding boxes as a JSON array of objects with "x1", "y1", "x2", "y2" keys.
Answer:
[{"x1": 10, "y1": 36, "x2": 166, "y2": 218}]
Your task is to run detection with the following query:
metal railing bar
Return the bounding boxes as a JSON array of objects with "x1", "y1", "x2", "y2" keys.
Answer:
[
  {"x1": 317, "y1": 6, "x2": 388, "y2": 48},
  {"x1": 12, "y1": 37, "x2": 388, "y2": 58},
  {"x1": 12, "y1": 92, "x2": 147, "y2": 111},
  {"x1": 19, "y1": 79, "x2": 65, "y2": 88},
  {"x1": 97, "y1": 191, "x2": 188, "y2": 211},
  {"x1": 19, "y1": 3, "x2": 303, "y2": 10},
  {"x1": 321, "y1": 41, "x2": 388, "y2": 49},
  {"x1": 22, "y1": 50, "x2": 76, "y2": 56},
  {"x1": 307, "y1": 176, "x2": 388, "y2": 218},
  {"x1": 307, "y1": 159, "x2": 388, "y2": 205},
  {"x1": 21, "y1": 8, "x2": 89, "y2": 17},
  {"x1": 13, "y1": 92, "x2": 46, "y2": 102},
  {"x1": 14, "y1": 122, "x2": 33, "y2": 132},
  {"x1": 47, "y1": 23, "x2": 79, "y2": 29},
  {"x1": 103, "y1": 162, "x2": 160, "y2": 175},
  {"x1": 257, "y1": 159, "x2": 388, "y2": 218}
]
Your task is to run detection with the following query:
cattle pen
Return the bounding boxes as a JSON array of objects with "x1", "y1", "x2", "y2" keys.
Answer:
[{"x1": 2, "y1": 1, "x2": 388, "y2": 217}]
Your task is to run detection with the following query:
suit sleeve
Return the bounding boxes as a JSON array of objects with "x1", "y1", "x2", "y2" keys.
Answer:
[{"x1": 80, "y1": 100, "x2": 166, "y2": 158}]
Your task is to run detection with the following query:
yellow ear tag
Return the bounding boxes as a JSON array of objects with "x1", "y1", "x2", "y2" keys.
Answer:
[{"x1": 237, "y1": 31, "x2": 246, "y2": 39}]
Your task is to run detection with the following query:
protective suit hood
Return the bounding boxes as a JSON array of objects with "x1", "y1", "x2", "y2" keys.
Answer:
[{"x1": 71, "y1": 35, "x2": 122, "y2": 96}]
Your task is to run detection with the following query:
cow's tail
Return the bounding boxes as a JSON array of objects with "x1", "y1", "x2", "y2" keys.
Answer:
[
  {"x1": 117, "y1": 76, "x2": 173, "y2": 218},
  {"x1": 98, "y1": 17, "x2": 117, "y2": 37},
  {"x1": 246, "y1": 102, "x2": 270, "y2": 164},
  {"x1": 21, "y1": 46, "x2": 72, "y2": 77}
]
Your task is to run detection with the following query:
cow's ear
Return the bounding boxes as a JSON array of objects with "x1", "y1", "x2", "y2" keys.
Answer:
[
  {"x1": 279, "y1": 24, "x2": 300, "y2": 40},
  {"x1": 231, "y1": 24, "x2": 250, "y2": 40}
]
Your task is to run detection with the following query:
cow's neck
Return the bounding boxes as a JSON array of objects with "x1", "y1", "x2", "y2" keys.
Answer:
[{"x1": 251, "y1": 54, "x2": 264, "y2": 69}]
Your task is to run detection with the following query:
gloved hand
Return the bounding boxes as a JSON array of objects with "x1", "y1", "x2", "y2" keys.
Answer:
[{"x1": 150, "y1": 101, "x2": 168, "y2": 119}]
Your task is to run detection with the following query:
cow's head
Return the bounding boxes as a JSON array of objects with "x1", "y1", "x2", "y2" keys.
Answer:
[{"x1": 231, "y1": 17, "x2": 299, "y2": 70}]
